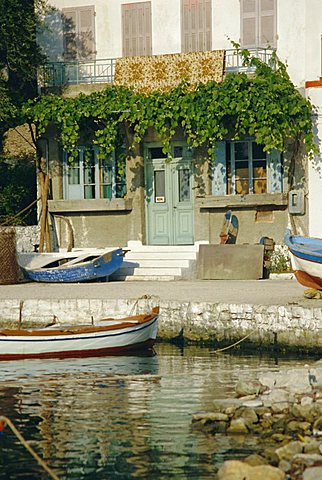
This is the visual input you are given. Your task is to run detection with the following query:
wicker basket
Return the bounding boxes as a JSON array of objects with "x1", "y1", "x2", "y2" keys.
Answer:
[{"x1": 0, "y1": 228, "x2": 20, "y2": 285}]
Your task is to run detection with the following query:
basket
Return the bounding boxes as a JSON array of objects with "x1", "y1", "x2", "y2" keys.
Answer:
[{"x1": 0, "y1": 228, "x2": 20, "y2": 284}]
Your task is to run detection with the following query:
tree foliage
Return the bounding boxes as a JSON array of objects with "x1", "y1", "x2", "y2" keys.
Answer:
[{"x1": 22, "y1": 51, "x2": 316, "y2": 161}]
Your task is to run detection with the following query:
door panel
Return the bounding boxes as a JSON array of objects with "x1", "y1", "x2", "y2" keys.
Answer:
[{"x1": 145, "y1": 146, "x2": 194, "y2": 245}]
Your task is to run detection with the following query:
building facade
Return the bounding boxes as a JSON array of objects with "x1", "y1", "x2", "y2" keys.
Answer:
[{"x1": 38, "y1": 0, "x2": 322, "y2": 250}]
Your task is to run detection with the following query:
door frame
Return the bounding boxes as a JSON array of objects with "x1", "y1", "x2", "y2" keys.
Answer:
[{"x1": 144, "y1": 141, "x2": 195, "y2": 245}]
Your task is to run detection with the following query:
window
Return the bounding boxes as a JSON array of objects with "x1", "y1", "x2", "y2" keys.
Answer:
[
  {"x1": 212, "y1": 140, "x2": 282, "y2": 196},
  {"x1": 241, "y1": 0, "x2": 276, "y2": 48},
  {"x1": 122, "y1": 2, "x2": 152, "y2": 57},
  {"x1": 62, "y1": 6, "x2": 96, "y2": 60},
  {"x1": 63, "y1": 147, "x2": 126, "y2": 200},
  {"x1": 181, "y1": 0, "x2": 212, "y2": 52}
]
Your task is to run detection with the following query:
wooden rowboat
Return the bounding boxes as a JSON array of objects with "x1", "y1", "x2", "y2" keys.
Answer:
[
  {"x1": 18, "y1": 248, "x2": 124, "y2": 283},
  {"x1": 0, "y1": 307, "x2": 159, "y2": 360},
  {"x1": 285, "y1": 229, "x2": 322, "y2": 289}
]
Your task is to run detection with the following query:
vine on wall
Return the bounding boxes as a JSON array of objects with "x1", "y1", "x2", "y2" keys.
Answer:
[{"x1": 21, "y1": 51, "x2": 316, "y2": 161}]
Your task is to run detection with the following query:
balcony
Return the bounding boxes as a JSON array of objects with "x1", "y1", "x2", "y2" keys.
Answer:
[{"x1": 40, "y1": 48, "x2": 275, "y2": 89}]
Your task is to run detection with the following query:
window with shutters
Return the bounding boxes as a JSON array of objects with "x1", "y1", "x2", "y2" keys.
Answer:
[
  {"x1": 62, "y1": 6, "x2": 96, "y2": 60},
  {"x1": 122, "y1": 2, "x2": 152, "y2": 57},
  {"x1": 181, "y1": 0, "x2": 212, "y2": 52},
  {"x1": 212, "y1": 140, "x2": 283, "y2": 196},
  {"x1": 63, "y1": 146, "x2": 126, "y2": 200},
  {"x1": 241, "y1": 0, "x2": 276, "y2": 48}
]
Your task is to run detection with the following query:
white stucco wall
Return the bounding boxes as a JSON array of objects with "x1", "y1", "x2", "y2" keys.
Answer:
[{"x1": 306, "y1": 88, "x2": 322, "y2": 237}]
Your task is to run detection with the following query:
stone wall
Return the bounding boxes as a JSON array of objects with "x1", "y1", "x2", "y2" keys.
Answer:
[
  {"x1": 14, "y1": 225, "x2": 40, "y2": 252},
  {"x1": 0, "y1": 296, "x2": 322, "y2": 352}
]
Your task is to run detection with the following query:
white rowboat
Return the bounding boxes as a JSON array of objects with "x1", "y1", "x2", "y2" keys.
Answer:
[{"x1": 0, "y1": 307, "x2": 159, "y2": 360}]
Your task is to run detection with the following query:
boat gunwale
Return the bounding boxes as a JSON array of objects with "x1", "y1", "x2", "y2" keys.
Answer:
[
  {"x1": 22, "y1": 248, "x2": 123, "y2": 273},
  {"x1": 285, "y1": 230, "x2": 322, "y2": 260},
  {"x1": 0, "y1": 307, "x2": 160, "y2": 338}
]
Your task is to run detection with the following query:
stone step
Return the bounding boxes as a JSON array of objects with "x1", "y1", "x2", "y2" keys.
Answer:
[
  {"x1": 122, "y1": 259, "x2": 191, "y2": 268},
  {"x1": 110, "y1": 274, "x2": 177, "y2": 281},
  {"x1": 114, "y1": 266, "x2": 183, "y2": 276},
  {"x1": 126, "y1": 243, "x2": 199, "y2": 252},
  {"x1": 125, "y1": 251, "x2": 197, "y2": 260}
]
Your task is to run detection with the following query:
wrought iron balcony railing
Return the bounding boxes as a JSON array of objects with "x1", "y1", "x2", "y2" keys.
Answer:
[{"x1": 40, "y1": 48, "x2": 275, "y2": 88}]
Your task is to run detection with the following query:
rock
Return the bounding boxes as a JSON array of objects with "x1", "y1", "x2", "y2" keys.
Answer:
[
  {"x1": 227, "y1": 418, "x2": 248, "y2": 434},
  {"x1": 291, "y1": 404, "x2": 315, "y2": 422},
  {"x1": 192, "y1": 412, "x2": 229, "y2": 423},
  {"x1": 275, "y1": 441, "x2": 303, "y2": 461},
  {"x1": 213, "y1": 398, "x2": 242, "y2": 411},
  {"x1": 261, "y1": 389, "x2": 291, "y2": 413},
  {"x1": 303, "y1": 466, "x2": 322, "y2": 480},
  {"x1": 278, "y1": 459, "x2": 291, "y2": 472},
  {"x1": 292, "y1": 453, "x2": 322, "y2": 467},
  {"x1": 313, "y1": 415, "x2": 322, "y2": 436},
  {"x1": 259, "y1": 369, "x2": 312, "y2": 394},
  {"x1": 286, "y1": 420, "x2": 311, "y2": 433},
  {"x1": 236, "y1": 407, "x2": 258, "y2": 427},
  {"x1": 303, "y1": 440, "x2": 322, "y2": 454},
  {"x1": 301, "y1": 396, "x2": 314, "y2": 406},
  {"x1": 263, "y1": 447, "x2": 280, "y2": 465},
  {"x1": 217, "y1": 460, "x2": 285, "y2": 480},
  {"x1": 241, "y1": 399, "x2": 263, "y2": 408},
  {"x1": 235, "y1": 379, "x2": 265, "y2": 397},
  {"x1": 244, "y1": 454, "x2": 268, "y2": 466}
]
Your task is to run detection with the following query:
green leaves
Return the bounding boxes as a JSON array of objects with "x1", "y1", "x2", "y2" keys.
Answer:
[{"x1": 23, "y1": 51, "x2": 316, "y2": 161}]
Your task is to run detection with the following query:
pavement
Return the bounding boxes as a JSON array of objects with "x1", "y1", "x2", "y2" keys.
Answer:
[{"x1": 0, "y1": 278, "x2": 321, "y2": 307}]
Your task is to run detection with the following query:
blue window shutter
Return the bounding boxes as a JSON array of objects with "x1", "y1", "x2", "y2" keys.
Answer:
[
  {"x1": 267, "y1": 149, "x2": 282, "y2": 193},
  {"x1": 212, "y1": 141, "x2": 226, "y2": 195}
]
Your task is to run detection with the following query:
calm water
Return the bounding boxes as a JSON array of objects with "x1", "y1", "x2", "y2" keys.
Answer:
[{"x1": 0, "y1": 344, "x2": 315, "y2": 480}]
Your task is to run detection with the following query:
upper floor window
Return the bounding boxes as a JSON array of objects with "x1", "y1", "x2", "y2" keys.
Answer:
[
  {"x1": 62, "y1": 6, "x2": 96, "y2": 60},
  {"x1": 181, "y1": 0, "x2": 212, "y2": 53},
  {"x1": 122, "y1": 2, "x2": 152, "y2": 57},
  {"x1": 241, "y1": 0, "x2": 277, "y2": 48},
  {"x1": 212, "y1": 140, "x2": 283, "y2": 196},
  {"x1": 63, "y1": 146, "x2": 126, "y2": 200}
]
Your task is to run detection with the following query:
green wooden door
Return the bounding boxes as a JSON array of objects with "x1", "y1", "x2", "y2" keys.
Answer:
[{"x1": 145, "y1": 144, "x2": 194, "y2": 245}]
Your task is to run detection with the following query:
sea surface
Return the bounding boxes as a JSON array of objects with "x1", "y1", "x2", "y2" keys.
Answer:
[{"x1": 0, "y1": 343, "x2": 315, "y2": 479}]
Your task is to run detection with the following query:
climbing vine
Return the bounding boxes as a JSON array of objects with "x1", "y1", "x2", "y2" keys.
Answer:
[{"x1": 21, "y1": 50, "x2": 316, "y2": 161}]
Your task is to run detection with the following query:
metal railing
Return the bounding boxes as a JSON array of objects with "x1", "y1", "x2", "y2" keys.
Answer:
[
  {"x1": 224, "y1": 48, "x2": 276, "y2": 73},
  {"x1": 40, "y1": 58, "x2": 117, "y2": 87},
  {"x1": 40, "y1": 48, "x2": 276, "y2": 88}
]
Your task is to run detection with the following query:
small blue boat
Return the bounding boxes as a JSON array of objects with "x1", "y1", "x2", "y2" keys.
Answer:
[{"x1": 19, "y1": 248, "x2": 124, "y2": 283}]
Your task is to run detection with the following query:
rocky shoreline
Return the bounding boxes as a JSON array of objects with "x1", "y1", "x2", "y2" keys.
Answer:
[{"x1": 192, "y1": 362, "x2": 322, "y2": 479}]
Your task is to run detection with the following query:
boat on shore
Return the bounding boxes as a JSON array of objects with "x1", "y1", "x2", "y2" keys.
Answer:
[
  {"x1": 18, "y1": 248, "x2": 124, "y2": 283},
  {"x1": 284, "y1": 229, "x2": 322, "y2": 289},
  {"x1": 0, "y1": 307, "x2": 159, "y2": 360}
]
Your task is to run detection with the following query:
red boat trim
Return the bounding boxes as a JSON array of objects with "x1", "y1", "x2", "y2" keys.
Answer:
[
  {"x1": 294, "y1": 270, "x2": 322, "y2": 290},
  {"x1": 0, "y1": 339, "x2": 156, "y2": 361}
]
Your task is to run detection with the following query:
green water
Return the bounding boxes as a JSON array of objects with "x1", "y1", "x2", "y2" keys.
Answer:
[{"x1": 0, "y1": 344, "x2": 314, "y2": 479}]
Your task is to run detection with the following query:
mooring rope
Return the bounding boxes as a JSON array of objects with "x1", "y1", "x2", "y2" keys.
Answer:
[
  {"x1": 211, "y1": 329, "x2": 257, "y2": 354},
  {"x1": 0, "y1": 416, "x2": 60, "y2": 480}
]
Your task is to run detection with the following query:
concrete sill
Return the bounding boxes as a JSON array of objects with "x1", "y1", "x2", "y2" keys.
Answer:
[
  {"x1": 198, "y1": 193, "x2": 288, "y2": 210},
  {"x1": 48, "y1": 198, "x2": 133, "y2": 213}
]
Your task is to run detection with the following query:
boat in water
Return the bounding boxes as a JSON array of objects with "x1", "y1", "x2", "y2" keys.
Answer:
[
  {"x1": 284, "y1": 229, "x2": 322, "y2": 289},
  {"x1": 18, "y1": 248, "x2": 124, "y2": 283},
  {"x1": 0, "y1": 307, "x2": 159, "y2": 360}
]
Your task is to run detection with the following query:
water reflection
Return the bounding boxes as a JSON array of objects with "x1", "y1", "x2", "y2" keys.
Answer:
[{"x1": 0, "y1": 344, "x2": 315, "y2": 479}]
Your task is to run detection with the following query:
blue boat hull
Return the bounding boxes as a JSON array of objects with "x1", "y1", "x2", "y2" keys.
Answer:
[{"x1": 22, "y1": 249, "x2": 124, "y2": 283}]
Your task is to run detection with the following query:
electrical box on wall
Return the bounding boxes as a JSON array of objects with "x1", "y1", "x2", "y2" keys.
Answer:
[{"x1": 288, "y1": 189, "x2": 305, "y2": 215}]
